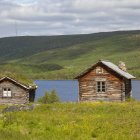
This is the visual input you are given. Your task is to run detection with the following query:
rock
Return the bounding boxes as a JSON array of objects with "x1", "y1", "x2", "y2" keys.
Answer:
[
  {"x1": 118, "y1": 61, "x2": 127, "y2": 71},
  {"x1": 2, "y1": 104, "x2": 35, "y2": 113}
]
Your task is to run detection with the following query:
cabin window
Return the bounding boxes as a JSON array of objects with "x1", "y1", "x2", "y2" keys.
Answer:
[
  {"x1": 96, "y1": 67, "x2": 103, "y2": 74},
  {"x1": 3, "y1": 88, "x2": 12, "y2": 97},
  {"x1": 96, "y1": 81, "x2": 106, "y2": 93}
]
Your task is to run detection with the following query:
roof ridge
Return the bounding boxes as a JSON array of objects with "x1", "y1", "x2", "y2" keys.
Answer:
[
  {"x1": 0, "y1": 76, "x2": 30, "y2": 89},
  {"x1": 101, "y1": 61, "x2": 135, "y2": 79},
  {"x1": 75, "y1": 60, "x2": 135, "y2": 79}
]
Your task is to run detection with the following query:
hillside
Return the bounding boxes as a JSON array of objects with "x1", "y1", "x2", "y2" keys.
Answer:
[
  {"x1": 0, "y1": 102, "x2": 140, "y2": 140},
  {"x1": 0, "y1": 30, "x2": 140, "y2": 79}
]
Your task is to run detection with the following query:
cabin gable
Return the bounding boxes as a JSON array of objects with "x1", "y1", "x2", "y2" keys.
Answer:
[
  {"x1": 79, "y1": 64, "x2": 123, "y2": 81},
  {"x1": 0, "y1": 78, "x2": 34, "y2": 104}
]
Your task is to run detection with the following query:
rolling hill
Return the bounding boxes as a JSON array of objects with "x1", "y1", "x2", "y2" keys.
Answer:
[{"x1": 0, "y1": 30, "x2": 140, "y2": 79}]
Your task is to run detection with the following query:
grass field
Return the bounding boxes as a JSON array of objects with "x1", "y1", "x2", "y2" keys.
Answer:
[
  {"x1": 0, "y1": 102, "x2": 140, "y2": 140},
  {"x1": 0, "y1": 30, "x2": 140, "y2": 79}
]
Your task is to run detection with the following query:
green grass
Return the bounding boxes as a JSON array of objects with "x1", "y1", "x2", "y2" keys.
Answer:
[
  {"x1": 0, "y1": 71, "x2": 35, "y2": 86},
  {"x1": 0, "y1": 102, "x2": 140, "y2": 140},
  {"x1": 0, "y1": 30, "x2": 140, "y2": 79}
]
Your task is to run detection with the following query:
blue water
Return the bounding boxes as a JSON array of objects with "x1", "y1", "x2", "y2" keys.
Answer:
[
  {"x1": 34, "y1": 80, "x2": 140, "y2": 101},
  {"x1": 34, "y1": 80, "x2": 78, "y2": 101},
  {"x1": 132, "y1": 80, "x2": 140, "y2": 100}
]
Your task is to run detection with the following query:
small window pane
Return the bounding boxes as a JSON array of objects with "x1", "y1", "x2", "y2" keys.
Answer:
[
  {"x1": 102, "y1": 89, "x2": 105, "y2": 92},
  {"x1": 8, "y1": 93, "x2": 11, "y2": 97},
  {"x1": 3, "y1": 91, "x2": 7, "y2": 94},
  {"x1": 98, "y1": 89, "x2": 101, "y2": 92},
  {"x1": 97, "y1": 82, "x2": 100, "y2": 85},
  {"x1": 3, "y1": 93, "x2": 7, "y2": 97},
  {"x1": 102, "y1": 82, "x2": 105, "y2": 85},
  {"x1": 8, "y1": 91, "x2": 11, "y2": 94}
]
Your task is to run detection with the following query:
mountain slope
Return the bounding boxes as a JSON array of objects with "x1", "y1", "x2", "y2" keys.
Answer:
[{"x1": 0, "y1": 30, "x2": 140, "y2": 79}]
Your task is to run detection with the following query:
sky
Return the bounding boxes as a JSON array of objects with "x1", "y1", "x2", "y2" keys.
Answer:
[{"x1": 0, "y1": 0, "x2": 140, "y2": 37}]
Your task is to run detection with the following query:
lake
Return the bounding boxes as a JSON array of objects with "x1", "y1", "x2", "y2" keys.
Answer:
[{"x1": 34, "y1": 80, "x2": 140, "y2": 101}]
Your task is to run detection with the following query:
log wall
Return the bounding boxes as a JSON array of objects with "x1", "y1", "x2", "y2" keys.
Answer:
[
  {"x1": 0, "y1": 80, "x2": 29, "y2": 104},
  {"x1": 125, "y1": 79, "x2": 132, "y2": 99}
]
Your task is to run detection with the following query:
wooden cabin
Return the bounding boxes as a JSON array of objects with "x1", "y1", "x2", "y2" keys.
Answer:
[
  {"x1": 75, "y1": 60, "x2": 135, "y2": 102},
  {"x1": 0, "y1": 76, "x2": 37, "y2": 104}
]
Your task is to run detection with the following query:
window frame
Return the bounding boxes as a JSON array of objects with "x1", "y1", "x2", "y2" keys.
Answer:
[
  {"x1": 96, "y1": 67, "x2": 104, "y2": 74},
  {"x1": 2, "y1": 87, "x2": 12, "y2": 98},
  {"x1": 96, "y1": 81, "x2": 106, "y2": 93}
]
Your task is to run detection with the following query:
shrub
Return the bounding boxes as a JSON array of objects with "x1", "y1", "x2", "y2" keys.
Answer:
[
  {"x1": 38, "y1": 90, "x2": 60, "y2": 104},
  {"x1": 126, "y1": 97, "x2": 136, "y2": 102},
  {"x1": 38, "y1": 91, "x2": 50, "y2": 104},
  {"x1": 49, "y1": 90, "x2": 60, "y2": 103}
]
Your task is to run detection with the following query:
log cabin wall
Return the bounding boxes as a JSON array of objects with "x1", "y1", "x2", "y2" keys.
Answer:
[
  {"x1": 0, "y1": 80, "x2": 29, "y2": 104},
  {"x1": 124, "y1": 79, "x2": 132, "y2": 99},
  {"x1": 78, "y1": 64, "x2": 124, "y2": 102},
  {"x1": 29, "y1": 89, "x2": 36, "y2": 102}
]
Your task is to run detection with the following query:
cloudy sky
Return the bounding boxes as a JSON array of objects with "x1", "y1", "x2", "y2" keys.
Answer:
[{"x1": 0, "y1": 0, "x2": 140, "y2": 37}]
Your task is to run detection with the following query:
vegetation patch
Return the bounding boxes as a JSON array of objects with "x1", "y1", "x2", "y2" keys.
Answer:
[
  {"x1": 0, "y1": 30, "x2": 140, "y2": 79},
  {"x1": 38, "y1": 90, "x2": 60, "y2": 104},
  {"x1": 0, "y1": 102, "x2": 139, "y2": 140},
  {"x1": 0, "y1": 71, "x2": 35, "y2": 86}
]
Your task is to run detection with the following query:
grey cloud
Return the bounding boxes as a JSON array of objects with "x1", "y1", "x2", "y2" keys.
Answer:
[{"x1": 0, "y1": 0, "x2": 140, "y2": 37}]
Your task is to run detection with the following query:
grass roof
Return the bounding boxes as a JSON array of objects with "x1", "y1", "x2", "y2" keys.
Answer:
[{"x1": 0, "y1": 71, "x2": 36, "y2": 87}]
